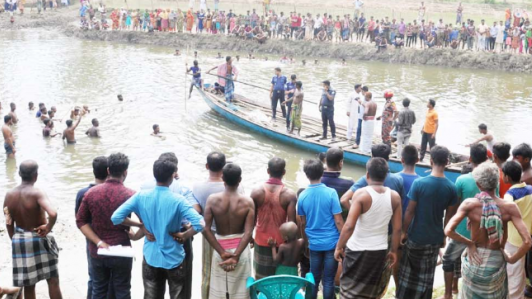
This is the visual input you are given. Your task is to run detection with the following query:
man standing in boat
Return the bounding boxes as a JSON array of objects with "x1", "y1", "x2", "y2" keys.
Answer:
[
  {"x1": 269, "y1": 67, "x2": 287, "y2": 122},
  {"x1": 346, "y1": 84, "x2": 363, "y2": 148},
  {"x1": 319, "y1": 80, "x2": 337, "y2": 142},
  {"x1": 207, "y1": 56, "x2": 239, "y2": 103}
]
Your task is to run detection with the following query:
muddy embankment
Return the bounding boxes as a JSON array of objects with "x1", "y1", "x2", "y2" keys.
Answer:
[
  {"x1": 64, "y1": 27, "x2": 532, "y2": 73},
  {"x1": 3, "y1": 7, "x2": 531, "y2": 74}
]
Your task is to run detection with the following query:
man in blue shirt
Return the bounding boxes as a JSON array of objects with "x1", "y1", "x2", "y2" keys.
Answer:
[
  {"x1": 319, "y1": 80, "x2": 337, "y2": 141},
  {"x1": 341, "y1": 144, "x2": 404, "y2": 210},
  {"x1": 284, "y1": 74, "x2": 297, "y2": 130},
  {"x1": 398, "y1": 145, "x2": 420, "y2": 216},
  {"x1": 298, "y1": 159, "x2": 344, "y2": 299},
  {"x1": 74, "y1": 156, "x2": 110, "y2": 299},
  {"x1": 111, "y1": 159, "x2": 204, "y2": 299},
  {"x1": 396, "y1": 146, "x2": 458, "y2": 299},
  {"x1": 269, "y1": 67, "x2": 287, "y2": 120},
  {"x1": 186, "y1": 60, "x2": 202, "y2": 98}
]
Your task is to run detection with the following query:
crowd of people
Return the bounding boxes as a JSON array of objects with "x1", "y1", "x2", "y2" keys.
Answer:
[
  {"x1": 73, "y1": 0, "x2": 532, "y2": 54},
  {"x1": 3, "y1": 129, "x2": 532, "y2": 299}
]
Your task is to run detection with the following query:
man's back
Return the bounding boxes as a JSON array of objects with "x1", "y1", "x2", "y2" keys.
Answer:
[
  {"x1": 408, "y1": 175, "x2": 458, "y2": 245},
  {"x1": 5, "y1": 185, "x2": 46, "y2": 231},
  {"x1": 208, "y1": 191, "x2": 253, "y2": 236}
]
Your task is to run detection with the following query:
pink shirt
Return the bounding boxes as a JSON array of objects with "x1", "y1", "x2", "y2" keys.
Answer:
[{"x1": 217, "y1": 63, "x2": 239, "y2": 87}]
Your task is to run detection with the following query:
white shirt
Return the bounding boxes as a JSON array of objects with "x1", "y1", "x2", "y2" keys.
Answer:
[
  {"x1": 354, "y1": 0, "x2": 363, "y2": 9},
  {"x1": 346, "y1": 91, "x2": 362, "y2": 118},
  {"x1": 314, "y1": 17, "x2": 323, "y2": 29}
]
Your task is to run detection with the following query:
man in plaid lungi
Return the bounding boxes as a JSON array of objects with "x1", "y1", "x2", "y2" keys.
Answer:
[{"x1": 3, "y1": 160, "x2": 63, "y2": 299}]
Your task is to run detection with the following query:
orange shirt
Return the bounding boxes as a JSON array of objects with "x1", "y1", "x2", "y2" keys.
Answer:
[
  {"x1": 499, "y1": 167, "x2": 512, "y2": 197},
  {"x1": 423, "y1": 109, "x2": 438, "y2": 134}
]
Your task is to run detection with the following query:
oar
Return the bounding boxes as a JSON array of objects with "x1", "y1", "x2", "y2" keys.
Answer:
[
  {"x1": 204, "y1": 72, "x2": 319, "y2": 105},
  {"x1": 184, "y1": 45, "x2": 189, "y2": 111}
]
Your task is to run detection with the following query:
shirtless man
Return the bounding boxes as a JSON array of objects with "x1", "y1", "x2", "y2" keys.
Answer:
[
  {"x1": 29, "y1": 102, "x2": 35, "y2": 111},
  {"x1": 3, "y1": 160, "x2": 63, "y2": 299},
  {"x1": 250, "y1": 157, "x2": 297, "y2": 279},
  {"x1": 62, "y1": 115, "x2": 83, "y2": 144},
  {"x1": 8, "y1": 103, "x2": 18, "y2": 125},
  {"x1": 512, "y1": 143, "x2": 532, "y2": 185},
  {"x1": 40, "y1": 108, "x2": 49, "y2": 122},
  {"x1": 70, "y1": 107, "x2": 81, "y2": 120},
  {"x1": 467, "y1": 123, "x2": 495, "y2": 152},
  {"x1": 86, "y1": 118, "x2": 100, "y2": 138},
  {"x1": 2, "y1": 115, "x2": 15, "y2": 158},
  {"x1": 203, "y1": 163, "x2": 255, "y2": 298},
  {"x1": 151, "y1": 124, "x2": 164, "y2": 138},
  {"x1": 43, "y1": 119, "x2": 61, "y2": 138},
  {"x1": 445, "y1": 162, "x2": 532, "y2": 298},
  {"x1": 359, "y1": 92, "x2": 377, "y2": 154}
]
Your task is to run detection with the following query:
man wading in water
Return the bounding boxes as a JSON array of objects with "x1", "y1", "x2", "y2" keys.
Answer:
[
  {"x1": 63, "y1": 114, "x2": 84, "y2": 144},
  {"x1": 2, "y1": 115, "x2": 16, "y2": 158}
]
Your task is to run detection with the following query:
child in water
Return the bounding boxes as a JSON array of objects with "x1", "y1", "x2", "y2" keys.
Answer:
[{"x1": 267, "y1": 222, "x2": 305, "y2": 276}]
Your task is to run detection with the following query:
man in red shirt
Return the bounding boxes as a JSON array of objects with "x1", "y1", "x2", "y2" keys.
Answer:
[
  {"x1": 76, "y1": 152, "x2": 138, "y2": 299},
  {"x1": 290, "y1": 12, "x2": 298, "y2": 39}
]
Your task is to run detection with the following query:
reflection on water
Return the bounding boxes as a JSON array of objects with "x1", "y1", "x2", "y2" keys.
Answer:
[{"x1": 0, "y1": 29, "x2": 531, "y2": 298}]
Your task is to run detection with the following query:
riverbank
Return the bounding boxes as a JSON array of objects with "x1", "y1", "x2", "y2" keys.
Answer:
[
  {"x1": 64, "y1": 27, "x2": 532, "y2": 74},
  {"x1": 4, "y1": 7, "x2": 532, "y2": 74}
]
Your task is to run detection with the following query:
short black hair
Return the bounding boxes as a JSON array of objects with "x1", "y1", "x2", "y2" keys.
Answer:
[
  {"x1": 4, "y1": 115, "x2": 12, "y2": 123},
  {"x1": 303, "y1": 159, "x2": 324, "y2": 181},
  {"x1": 19, "y1": 161, "x2": 38, "y2": 182},
  {"x1": 291, "y1": 74, "x2": 297, "y2": 80},
  {"x1": 430, "y1": 145, "x2": 450, "y2": 166},
  {"x1": 153, "y1": 124, "x2": 159, "y2": 130},
  {"x1": 478, "y1": 123, "x2": 487, "y2": 130},
  {"x1": 371, "y1": 144, "x2": 391, "y2": 161},
  {"x1": 502, "y1": 160, "x2": 523, "y2": 183},
  {"x1": 108, "y1": 153, "x2": 129, "y2": 177},
  {"x1": 403, "y1": 98, "x2": 411, "y2": 107},
  {"x1": 470, "y1": 144, "x2": 488, "y2": 165},
  {"x1": 492, "y1": 142, "x2": 511, "y2": 162},
  {"x1": 512, "y1": 143, "x2": 532, "y2": 160},
  {"x1": 402, "y1": 145, "x2": 418, "y2": 166},
  {"x1": 48, "y1": 110, "x2": 54, "y2": 116},
  {"x1": 367, "y1": 157, "x2": 389, "y2": 182},
  {"x1": 153, "y1": 159, "x2": 177, "y2": 183},
  {"x1": 158, "y1": 152, "x2": 178, "y2": 166},
  {"x1": 322, "y1": 80, "x2": 331, "y2": 86},
  {"x1": 92, "y1": 118, "x2": 98, "y2": 125},
  {"x1": 296, "y1": 81, "x2": 302, "y2": 88},
  {"x1": 362, "y1": 86, "x2": 369, "y2": 92},
  {"x1": 66, "y1": 120, "x2": 73, "y2": 127},
  {"x1": 317, "y1": 152, "x2": 326, "y2": 163},
  {"x1": 429, "y1": 99, "x2": 436, "y2": 107},
  {"x1": 222, "y1": 163, "x2": 242, "y2": 187},
  {"x1": 193, "y1": 60, "x2": 198, "y2": 66},
  {"x1": 43, "y1": 119, "x2": 50, "y2": 126},
  {"x1": 226, "y1": 56, "x2": 232, "y2": 62},
  {"x1": 207, "y1": 151, "x2": 226, "y2": 172},
  {"x1": 354, "y1": 84, "x2": 361, "y2": 89},
  {"x1": 326, "y1": 147, "x2": 344, "y2": 168},
  {"x1": 275, "y1": 67, "x2": 281, "y2": 72},
  {"x1": 93, "y1": 156, "x2": 109, "y2": 181},
  {"x1": 38, "y1": 103, "x2": 45, "y2": 107},
  {"x1": 268, "y1": 157, "x2": 286, "y2": 179}
]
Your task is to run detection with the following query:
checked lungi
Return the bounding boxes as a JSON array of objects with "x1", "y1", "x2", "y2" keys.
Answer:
[
  {"x1": 12, "y1": 228, "x2": 59, "y2": 287},
  {"x1": 396, "y1": 240, "x2": 440, "y2": 299},
  {"x1": 460, "y1": 247, "x2": 508, "y2": 299},
  {"x1": 253, "y1": 243, "x2": 276, "y2": 280},
  {"x1": 340, "y1": 249, "x2": 389, "y2": 299}
]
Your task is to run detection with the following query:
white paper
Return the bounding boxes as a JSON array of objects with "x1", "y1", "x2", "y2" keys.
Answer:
[{"x1": 97, "y1": 245, "x2": 135, "y2": 258}]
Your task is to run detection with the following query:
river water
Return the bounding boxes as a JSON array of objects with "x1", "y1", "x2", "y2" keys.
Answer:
[{"x1": 0, "y1": 29, "x2": 531, "y2": 298}]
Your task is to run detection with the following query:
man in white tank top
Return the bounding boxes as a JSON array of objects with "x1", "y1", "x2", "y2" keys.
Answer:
[{"x1": 334, "y1": 157, "x2": 402, "y2": 298}]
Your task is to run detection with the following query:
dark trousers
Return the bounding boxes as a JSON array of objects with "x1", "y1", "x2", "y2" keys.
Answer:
[
  {"x1": 182, "y1": 233, "x2": 193, "y2": 299},
  {"x1": 90, "y1": 256, "x2": 132, "y2": 299},
  {"x1": 87, "y1": 242, "x2": 116, "y2": 299},
  {"x1": 420, "y1": 131, "x2": 436, "y2": 161},
  {"x1": 285, "y1": 100, "x2": 293, "y2": 129},
  {"x1": 143, "y1": 259, "x2": 186, "y2": 299},
  {"x1": 321, "y1": 108, "x2": 336, "y2": 138},
  {"x1": 271, "y1": 90, "x2": 286, "y2": 119},
  {"x1": 355, "y1": 118, "x2": 362, "y2": 145}
]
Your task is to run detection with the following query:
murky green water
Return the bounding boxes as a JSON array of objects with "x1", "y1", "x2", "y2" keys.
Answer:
[{"x1": 0, "y1": 29, "x2": 531, "y2": 298}]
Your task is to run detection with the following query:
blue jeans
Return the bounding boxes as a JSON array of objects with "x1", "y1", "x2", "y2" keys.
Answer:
[
  {"x1": 310, "y1": 249, "x2": 338, "y2": 299},
  {"x1": 86, "y1": 242, "x2": 116, "y2": 299},
  {"x1": 285, "y1": 100, "x2": 292, "y2": 129},
  {"x1": 90, "y1": 256, "x2": 132, "y2": 299},
  {"x1": 355, "y1": 119, "x2": 362, "y2": 145}
]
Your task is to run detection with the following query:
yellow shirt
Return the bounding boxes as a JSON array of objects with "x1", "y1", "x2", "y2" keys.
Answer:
[
  {"x1": 423, "y1": 109, "x2": 438, "y2": 134},
  {"x1": 505, "y1": 183, "x2": 532, "y2": 247}
]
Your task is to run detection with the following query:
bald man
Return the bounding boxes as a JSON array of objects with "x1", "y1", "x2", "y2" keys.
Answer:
[{"x1": 3, "y1": 160, "x2": 63, "y2": 299}]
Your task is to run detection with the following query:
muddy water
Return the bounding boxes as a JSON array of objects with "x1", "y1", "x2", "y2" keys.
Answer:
[{"x1": 0, "y1": 29, "x2": 531, "y2": 298}]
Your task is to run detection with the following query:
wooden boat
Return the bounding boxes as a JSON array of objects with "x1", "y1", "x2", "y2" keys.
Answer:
[{"x1": 197, "y1": 86, "x2": 465, "y2": 182}]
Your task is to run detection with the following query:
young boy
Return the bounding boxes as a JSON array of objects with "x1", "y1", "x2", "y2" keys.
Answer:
[
  {"x1": 186, "y1": 60, "x2": 203, "y2": 98},
  {"x1": 267, "y1": 222, "x2": 305, "y2": 276},
  {"x1": 502, "y1": 160, "x2": 532, "y2": 299},
  {"x1": 28, "y1": 102, "x2": 35, "y2": 111},
  {"x1": 86, "y1": 118, "x2": 101, "y2": 138},
  {"x1": 151, "y1": 124, "x2": 164, "y2": 138},
  {"x1": 42, "y1": 119, "x2": 60, "y2": 138}
]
